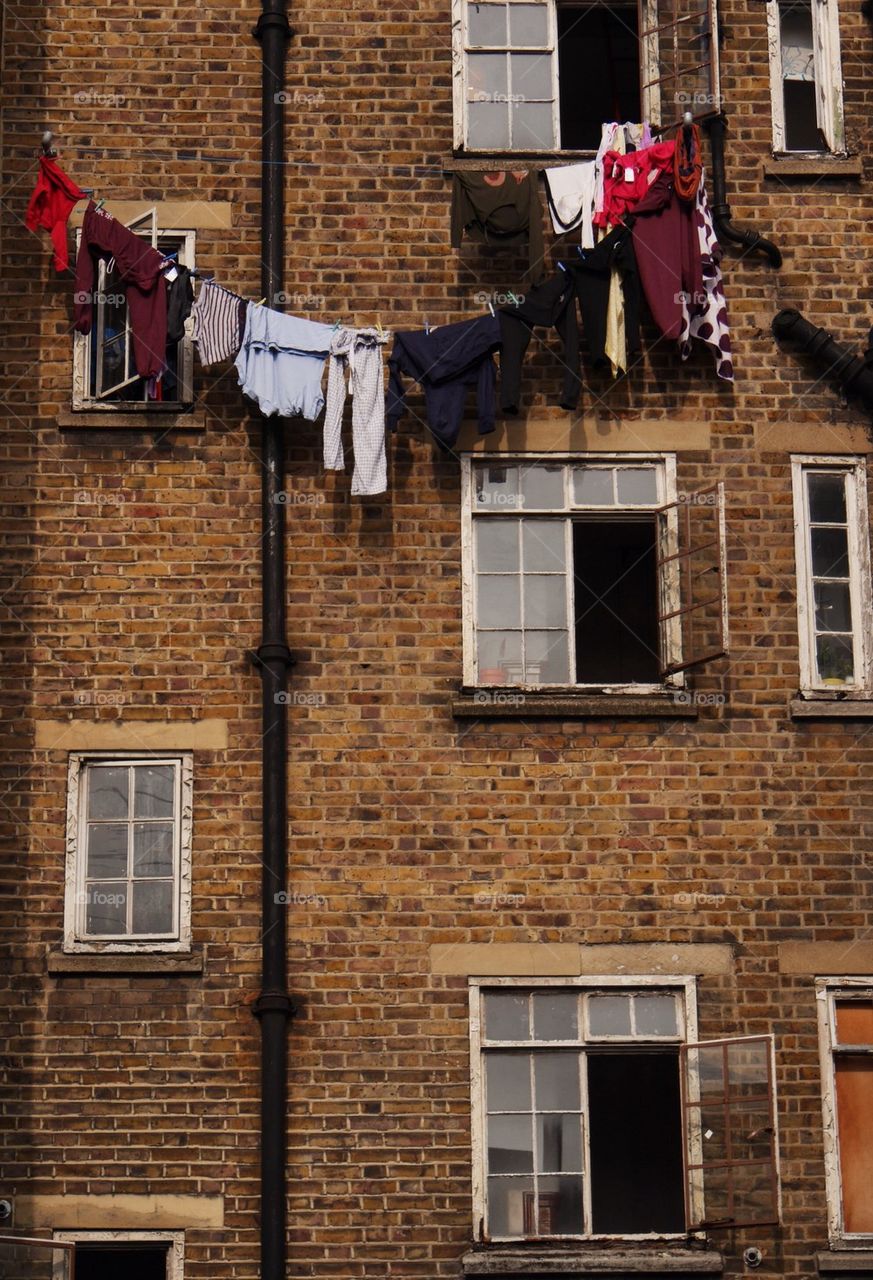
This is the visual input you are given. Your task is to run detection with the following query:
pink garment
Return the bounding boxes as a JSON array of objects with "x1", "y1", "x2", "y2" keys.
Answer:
[
  {"x1": 630, "y1": 173, "x2": 703, "y2": 342},
  {"x1": 594, "y1": 141, "x2": 676, "y2": 229}
]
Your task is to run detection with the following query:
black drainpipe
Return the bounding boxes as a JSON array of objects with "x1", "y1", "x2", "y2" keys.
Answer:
[
  {"x1": 252, "y1": 6, "x2": 295, "y2": 1280},
  {"x1": 704, "y1": 114, "x2": 783, "y2": 268},
  {"x1": 773, "y1": 308, "x2": 873, "y2": 412}
]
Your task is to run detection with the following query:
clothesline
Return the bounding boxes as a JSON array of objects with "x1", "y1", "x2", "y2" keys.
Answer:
[{"x1": 26, "y1": 120, "x2": 734, "y2": 496}]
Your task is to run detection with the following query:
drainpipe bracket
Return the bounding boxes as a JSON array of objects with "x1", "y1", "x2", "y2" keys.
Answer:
[
  {"x1": 248, "y1": 643, "x2": 296, "y2": 667},
  {"x1": 253, "y1": 11, "x2": 293, "y2": 40},
  {"x1": 252, "y1": 990, "x2": 297, "y2": 1019}
]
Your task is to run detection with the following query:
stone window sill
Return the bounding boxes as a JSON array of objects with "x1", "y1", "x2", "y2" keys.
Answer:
[
  {"x1": 461, "y1": 1247, "x2": 723, "y2": 1275},
  {"x1": 48, "y1": 949, "x2": 203, "y2": 975},
  {"x1": 817, "y1": 1252, "x2": 873, "y2": 1273},
  {"x1": 446, "y1": 153, "x2": 595, "y2": 172},
  {"x1": 762, "y1": 157, "x2": 862, "y2": 179},
  {"x1": 790, "y1": 698, "x2": 873, "y2": 720},
  {"x1": 452, "y1": 692, "x2": 698, "y2": 720},
  {"x1": 58, "y1": 409, "x2": 206, "y2": 432}
]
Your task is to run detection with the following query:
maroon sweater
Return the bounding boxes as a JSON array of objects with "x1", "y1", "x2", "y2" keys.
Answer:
[
  {"x1": 73, "y1": 203, "x2": 168, "y2": 379},
  {"x1": 630, "y1": 174, "x2": 703, "y2": 342}
]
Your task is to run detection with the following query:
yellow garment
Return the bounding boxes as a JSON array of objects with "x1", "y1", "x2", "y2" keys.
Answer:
[{"x1": 603, "y1": 129, "x2": 626, "y2": 378}]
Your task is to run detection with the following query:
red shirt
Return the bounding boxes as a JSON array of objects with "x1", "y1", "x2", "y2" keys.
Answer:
[
  {"x1": 25, "y1": 156, "x2": 86, "y2": 272},
  {"x1": 594, "y1": 141, "x2": 676, "y2": 229}
]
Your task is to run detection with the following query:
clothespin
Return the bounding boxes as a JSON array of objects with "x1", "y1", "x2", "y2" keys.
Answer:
[
  {"x1": 487, "y1": 301, "x2": 495, "y2": 316},
  {"x1": 255, "y1": 297, "x2": 266, "y2": 306},
  {"x1": 41, "y1": 131, "x2": 56, "y2": 158},
  {"x1": 376, "y1": 319, "x2": 384, "y2": 338},
  {"x1": 507, "y1": 292, "x2": 520, "y2": 306},
  {"x1": 95, "y1": 198, "x2": 106, "y2": 211},
  {"x1": 424, "y1": 317, "x2": 430, "y2": 334},
  {"x1": 557, "y1": 261, "x2": 568, "y2": 273},
  {"x1": 332, "y1": 319, "x2": 341, "y2": 331}
]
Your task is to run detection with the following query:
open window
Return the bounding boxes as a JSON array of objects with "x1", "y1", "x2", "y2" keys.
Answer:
[
  {"x1": 51, "y1": 1234, "x2": 183, "y2": 1280},
  {"x1": 452, "y1": 0, "x2": 720, "y2": 152},
  {"x1": 767, "y1": 0, "x2": 845, "y2": 154},
  {"x1": 462, "y1": 456, "x2": 728, "y2": 691},
  {"x1": 73, "y1": 212, "x2": 195, "y2": 410},
  {"x1": 817, "y1": 981, "x2": 873, "y2": 1244},
  {"x1": 470, "y1": 981, "x2": 780, "y2": 1241}
]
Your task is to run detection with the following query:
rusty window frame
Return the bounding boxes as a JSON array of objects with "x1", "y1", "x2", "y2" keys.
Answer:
[
  {"x1": 680, "y1": 1034, "x2": 780, "y2": 1231},
  {"x1": 655, "y1": 481, "x2": 728, "y2": 677},
  {"x1": 638, "y1": 0, "x2": 720, "y2": 131}
]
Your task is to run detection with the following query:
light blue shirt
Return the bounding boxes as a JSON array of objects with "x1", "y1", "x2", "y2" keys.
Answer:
[{"x1": 235, "y1": 305, "x2": 334, "y2": 419}]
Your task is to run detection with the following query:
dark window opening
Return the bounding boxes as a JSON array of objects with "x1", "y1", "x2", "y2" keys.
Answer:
[
  {"x1": 557, "y1": 4, "x2": 641, "y2": 150},
  {"x1": 783, "y1": 80, "x2": 825, "y2": 151},
  {"x1": 573, "y1": 518, "x2": 660, "y2": 683},
  {"x1": 587, "y1": 1052, "x2": 686, "y2": 1234},
  {"x1": 74, "y1": 1247, "x2": 169, "y2": 1280}
]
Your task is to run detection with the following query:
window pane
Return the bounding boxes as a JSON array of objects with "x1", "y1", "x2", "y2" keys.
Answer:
[
  {"x1": 533, "y1": 991, "x2": 578, "y2": 1040},
  {"x1": 510, "y1": 52, "x2": 552, "y2": 101},
  {"x1": 534, "y1": 1052, "x2": 580, "y2": 1109},
  {"x1": 131, "y1": 879, "x2": 174, "y2": 934},
  {"x1": 635, "y1": 994, "x2": 678, "y2": 1036},
  {"x1": 488, "y1": 1114, "x2": 534, "y2": 1172},
  {"x1": 477, "y1": 631, "x2": 523, "y2": 682},
  {"x1": 86, "y1": 823, "x2": 128, "y2": 879},
  {"x1": 814, "y1": 581, "x2": 852, "y2": 633},
  {"x1": 519, "y1": 464, "x2": 563, "y2": 509},
  {"x1": 522, "y1": 520, "x2": 565, "y2": 572},
  {"x1": 524, "y1": 630, "x2": 569, "y2": 684},
  {"x1": 835, "y1": 1056, "x2": 873, "y2": 1233},
  {"x1": 694, "y1": 1043, "x2": 726, "y2": 1097},
  {"x1": 478, "y1": 575, "x2": 522, "y2": 628},
  {"x1": 588, "y1": 994, "x2": 632, "y2": 1036},
  {"x1": 86, "y1": 882, "x2": 128, "y2": 934},
  {"x1": 468, "y1": 1, "x2": 507, "y2": 44},
  {"x1": 511, "y1": 101, "x2": 556, "y2": 150},
  {"x1": 780, "y1": 1, "x2": 815, "y2": 80},
  {"x1": 468, "y1": 52, "x2": 508, "y2": 102},
  {"x1": 537, "y1": 1175, "x2": 584, "y2": 1234},
  {"x1": 476, "y1": 464, "x2": 520, "y2": 508},
  {"x1": 88, "y1": 766, "x2": 129, "y2": 819},
  {"x1": 134, "y1": 765, "x2": 175, "y2": 818},
  {"x1": 476, "y1": 520, "x2": 520, "y2": 572},
  {"x1": 573, "y1": 467, "x2": 614, "y2": 505},
  {"x1": 524, "y1": 575, "x2": 567, "y2": 628},
  {"x1": 487, "y1": 1176, "x2": 533, "y2": 1236},
  {"x1": 616, "y1": 467, "x2": 659, "y2": 505},
  {"x1": 509, "y1": 2, "x2": 549, "y2": 45},
  {"x1": 487, "y1": 1052, "x2": 532, "y2": 1110},
  {"x1": 808, "y1": 472, "x2": 847, "y2": 523},
  {"x1": 726, "y1": 1040, "x2": 770, "y2": 1097},
  {"x1": 811, "y1": 526, "x2": 849, "y2": 577},
  {"x1": 835, "y1": 1000, "x2": 873, "y2": 1045},
  {"x1": 485, "y1": 991, "x2": 531, "y2": 1040},
  {"x1": 816, "y1": 634, "x2": 854, "y2": 683},
  {"x1": 133, "y1": 822, "x2": 175, "y2": 878},
  {"x1": 537, "y1": 1114, "x2": 583, "y2": 1172},
  {"x1": 699, "y1": 1102, "x2": 729, "y2": 1162},
  {"x1": 468, "y1": 100, "x2": 511, "y2": 149}
]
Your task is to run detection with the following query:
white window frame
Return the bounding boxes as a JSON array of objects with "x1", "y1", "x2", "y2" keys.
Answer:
[
  {"x1": 52, "y1": 1232, "x2": 184, "y2": 1280},
  {"x1": 791, "y1": 456, "x2": 872, "y2": 697},
  {"x1": 73, "y1": 221, "x2": 196, "y2": 410},
  {"x1": 469, "y1": 975, "x2": 700, "y2": 1242},
  {"x1": 816, "y1": 977, "x2": 873, "y2": 1247},
  {"x1": 766, "y1": 0, "x2": 845, "y2": 154},
  {"x1": 63, "y1": 752, "x2": 193, "y2": 954},
  {"x1": 461, "y1": 452, "x2": 684, "y2": 692},
  {"x1": 451, "y1": 0, "x2": 714, "y2": 153}
]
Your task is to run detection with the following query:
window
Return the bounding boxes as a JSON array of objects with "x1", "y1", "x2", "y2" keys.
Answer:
[
  {"x1": 470, "y1": 979, "x2": 780, "y2": 1240},
  {"x1": 817, "y1": 981, "x2": 873, "y2": 1243},
  {"x1": 52, "y1": 1233, "x2": 183, "y2": 1280},
  {"x1": 452, "y1": 0, "x2": 720, "y2": 152},
  {"x1": 63, "y1": 754, "x2": 193, "y2": 952},
  {"x1": 791, "y1": 457, "x2": 872, "y2": 695},
  {"x1": 461, "y1": 455, "x2": 728, "y2": 690},
  {"x1": 767, "y1": 0, "x2": 844, "y2": 153},
  {"x1": 73, "y1": 210, "x2": 195, "y2": 409}
]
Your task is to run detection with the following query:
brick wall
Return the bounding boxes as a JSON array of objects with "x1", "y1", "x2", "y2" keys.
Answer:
[{"x1": 3, "y1": 0, "x2": 873, "y2": 1277}]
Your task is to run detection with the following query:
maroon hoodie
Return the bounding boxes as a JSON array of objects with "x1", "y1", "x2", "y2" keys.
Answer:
[
  {"x1": 73, "y1": 203, "x2": 168, "y2": 379},
  {"x1": 630, "y1": 174, "x2": 704, "y2": 342}
]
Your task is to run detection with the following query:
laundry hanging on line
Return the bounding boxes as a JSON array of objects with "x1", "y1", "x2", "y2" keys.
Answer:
[{"x1": 26, "y1": 154, "x2": 87, "y2": 272}]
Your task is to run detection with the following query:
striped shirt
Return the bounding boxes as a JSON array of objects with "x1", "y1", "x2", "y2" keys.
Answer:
[{"x1": 192, "y1": 280, "x2": 246, "y2": 367}]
